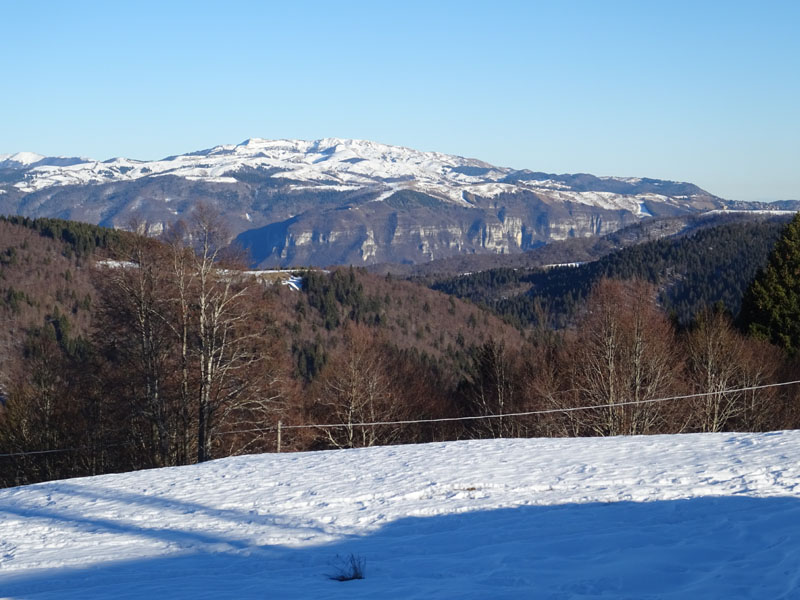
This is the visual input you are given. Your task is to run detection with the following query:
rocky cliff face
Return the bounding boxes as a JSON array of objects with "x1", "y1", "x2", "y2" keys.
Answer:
[
  {"x1": 0, "y1": 138, "x2": 733, "y2": 266},
  {"x1": 236, "y1": 190, "x2": 670, "y2": 266}
]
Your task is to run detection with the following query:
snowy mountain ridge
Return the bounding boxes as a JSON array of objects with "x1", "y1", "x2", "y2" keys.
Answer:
[
  {"x1": 0, "y1": 151, "x2": 88, "y2": 171},
  {"x1": 2, "y1": 138, "x2": 775, "y2": 266},
  {"x1": 3, "y1": 137, "x2": 712, "y2": 214}
]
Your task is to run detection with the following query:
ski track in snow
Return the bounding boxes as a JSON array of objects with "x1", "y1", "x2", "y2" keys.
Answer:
[{"x1": 1, "y1": 432, "x2": 800, "y2": 598}]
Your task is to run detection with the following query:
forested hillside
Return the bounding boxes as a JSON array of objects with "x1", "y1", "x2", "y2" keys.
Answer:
[
  {"x1": 0, "y1": 217, "x2": 129, "y2": 392},
  {"x1": 0, "y1": 214, "x2": 529, "y2": 485},
  {"x1": 430, "y1": 217, "x2": 790, "y2": 328},
  {"x1": 2, "y1": 212, "x2": 799, "y2": 489},
  {"x1": 375, "y1": 212, "x2": 786, "y2": 278}
]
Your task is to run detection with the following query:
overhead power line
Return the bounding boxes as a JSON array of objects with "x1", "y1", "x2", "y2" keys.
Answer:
[
  {"x1": 0, "y1": 441, "x2": 129, "y2": 459},
  {"x1": 2, "y1": 379, "x2": 799, "y2": 458},
  {"x1": 270, "y1": 379, "x2": 800, "y2": 431}
]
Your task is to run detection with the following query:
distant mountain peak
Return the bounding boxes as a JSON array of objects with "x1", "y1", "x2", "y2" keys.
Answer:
[
  {"x1": 0, "y1": 152, "x2": 89, "y2": 171},
  {"x1": 0, "y1": 151, "x2": 46, "y2": 168}
]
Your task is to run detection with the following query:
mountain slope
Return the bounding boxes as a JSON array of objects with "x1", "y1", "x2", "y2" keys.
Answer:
[
  {"x1": 1, "y1": 431, "x2": 799, "y2": 599},
  {"x1": 0, "y1": 138, "x2": 717, "y2": 208},
  {"x1": 428, "y1": 215, "x2": 792, "y2": 327},
  {"x1": 0, "y1": 138, "x2": 744, "y2": 266}
]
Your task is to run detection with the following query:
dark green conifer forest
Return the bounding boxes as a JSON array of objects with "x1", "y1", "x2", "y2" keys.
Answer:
[
  {"x1": 738, "y1": 213, "x2": 800, "y2": 355},
  {"x1": 431, "y1": 218, "x2": 788, "y2": 328}
]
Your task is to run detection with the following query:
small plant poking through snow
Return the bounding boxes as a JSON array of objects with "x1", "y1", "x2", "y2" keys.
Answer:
[{"x1": 327, "y1": 553, "x2": 366, "y2": 581}]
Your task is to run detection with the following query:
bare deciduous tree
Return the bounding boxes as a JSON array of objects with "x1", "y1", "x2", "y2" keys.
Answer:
[
  {"x1": 94, "y1": 206, "x2": 284, "y2": 465},
  {"x1": 461, "y1": 340, "x2": 521, "y2": 438},
  {"x1": 571, "y1": 279, "x2": 679, "y2": 436},
  {"x1": 313, "y1": 324, "x2": 400, "y2": 448},
  {"x1": 94, "y1": 225, "x2": 179, "y2": 467},
  {"x1": 683, "y1": 307, "x2": 779, "y2": 432},
  {"x1": 185, "y1": 204, "x2": 281, "y2": 462}
]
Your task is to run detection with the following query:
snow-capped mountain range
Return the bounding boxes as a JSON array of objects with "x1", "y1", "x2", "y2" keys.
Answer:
[
  {"x1": 0, "y1": 138, "x2": 785, "y2": 266},
  {"x1": 2, "y1": 138, "x2": 711, "y2": 213}
]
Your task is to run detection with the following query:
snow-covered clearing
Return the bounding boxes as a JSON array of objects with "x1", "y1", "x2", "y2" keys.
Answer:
[{"x1": 2, "y1": 432, "x2": 800, "y2": 598}]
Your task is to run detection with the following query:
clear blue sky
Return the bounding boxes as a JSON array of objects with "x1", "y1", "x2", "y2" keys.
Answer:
[{"x1": 1, "y1": 0, "x2": 798, "y2": 201}]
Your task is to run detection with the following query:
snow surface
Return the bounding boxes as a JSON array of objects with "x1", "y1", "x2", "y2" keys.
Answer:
[
  {"x1": 7, "y1": 138, "x2": 700, "y2": 215},
  {"x1": 94, "y1": 259, "x2": 137, "y2": 269},
  {"x1": 703, "y1": 209, "x2": 798, "y2": 216},
  {"x1": 281, "y1": 275, "x2": 304, "y2": 291},
  {"x1": 542, "y1": 261, "x2": 586, "y2": 269},
  {"x1": 1, "y1": 431, "x2": 800, "y2": 599}
]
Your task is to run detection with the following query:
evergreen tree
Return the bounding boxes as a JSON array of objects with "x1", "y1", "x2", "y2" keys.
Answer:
[{"x1": 738, "y1": 213, "x2": 800, "y2": 354}]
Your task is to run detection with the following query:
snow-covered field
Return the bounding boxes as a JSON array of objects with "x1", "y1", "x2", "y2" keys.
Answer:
[{"x1": 2, "y1": 432, "x2": 800, "y2": 599}]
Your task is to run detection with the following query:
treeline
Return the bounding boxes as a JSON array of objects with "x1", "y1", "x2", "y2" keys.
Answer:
[
  {"x1": 0, "y1": 215, "x2": 128, "y2": 259},
  {"x1": 2, "y1": 210, "x2": 800, "y2": 488},
  {"x1": 432, "y1": 218, "x2": 789, "y2": 328}
]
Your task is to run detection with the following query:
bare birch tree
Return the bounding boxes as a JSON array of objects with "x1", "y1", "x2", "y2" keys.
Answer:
[
  {"x1": 187, "y1": 204, "x2": 278, "y2": 462},
  {"x1": 95, "y1": 207, "x2": 284, "y2": 465}
]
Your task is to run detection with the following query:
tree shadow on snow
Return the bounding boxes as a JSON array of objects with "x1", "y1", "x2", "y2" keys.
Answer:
[{"x1": 2, "y1": 496, "x2": 800, "y2": 599}]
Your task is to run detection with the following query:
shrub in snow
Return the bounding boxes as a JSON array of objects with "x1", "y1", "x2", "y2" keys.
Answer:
[{"x1": 327, "y1": 553, "x2": 366, "y2": 581}]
